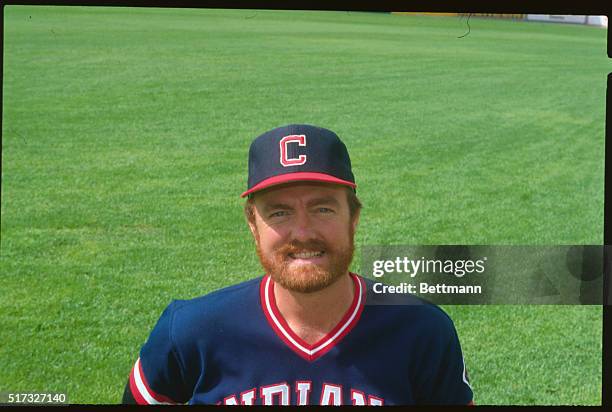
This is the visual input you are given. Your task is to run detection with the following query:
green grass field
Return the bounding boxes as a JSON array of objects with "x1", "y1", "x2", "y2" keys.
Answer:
[{"x1": 1, "y1": 7, "x2": 609, "y2": 405}]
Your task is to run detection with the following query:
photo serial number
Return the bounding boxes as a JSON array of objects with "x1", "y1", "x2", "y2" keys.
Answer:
[{"x1": 2, "y1": 392, "x2": 67, "y2": 404}]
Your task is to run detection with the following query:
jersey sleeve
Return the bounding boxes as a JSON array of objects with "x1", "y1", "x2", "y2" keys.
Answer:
[
  {"x1": 412, "y1": 309, "x2": 474, "y2": 405},
  {"x1": 128, "y1": 301, "x2": 190, "y2": 404}
]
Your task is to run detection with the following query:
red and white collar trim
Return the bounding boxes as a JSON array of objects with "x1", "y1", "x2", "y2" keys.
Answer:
[{"x1": 259, "y1": 273, "x2": 366, "y2": 362}]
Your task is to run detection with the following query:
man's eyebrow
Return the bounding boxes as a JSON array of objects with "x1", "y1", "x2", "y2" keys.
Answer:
[
  {"x1": 262, "y1": 196, "x2": 340, "y2": 212},
  {"x1": 263, "y1": 202, "x2": 293, "y2": 212},
  {"x1": 307, "y1": 196, "x2": 340, "y2": 208}
]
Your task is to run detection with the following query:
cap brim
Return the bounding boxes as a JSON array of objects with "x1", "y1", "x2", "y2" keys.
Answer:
[{"x1": 241, "y1": 172, "x2": 356, "y2": 198}]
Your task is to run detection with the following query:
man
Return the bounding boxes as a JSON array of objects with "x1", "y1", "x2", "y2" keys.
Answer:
[{"x1": 122, "y1": 124, "x2": 474, "y2": 405}]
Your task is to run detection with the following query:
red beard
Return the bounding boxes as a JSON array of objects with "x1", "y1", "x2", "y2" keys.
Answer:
[{"x1": 256, "y1": 234, "x2": 355, "y2": 293}]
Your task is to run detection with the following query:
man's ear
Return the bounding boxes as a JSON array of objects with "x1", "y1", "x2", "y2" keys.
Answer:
[
  {"x1": 247, "y1": 219, "x2": 258, "y2": 240},
  {"x1": 351, "y1": 209, "x2": 361, "y2": 234},
  {"x1": 244, "y1": 197, "x2": 259, "y2": 241},
  {"x1": 246, "y1": 205, "x2": 259, "y2": 242}
]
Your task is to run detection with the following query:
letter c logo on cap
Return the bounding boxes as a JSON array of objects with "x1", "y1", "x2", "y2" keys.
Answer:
[{"x1": 279, "y1": 135, "x2": 307, "y2": 167}]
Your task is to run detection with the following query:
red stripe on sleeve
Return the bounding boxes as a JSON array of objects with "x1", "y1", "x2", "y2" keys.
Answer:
[
  {"x1": 129, "y1": 364, "x2": 149, "y2": 405},
  {"x1": 137, "y1": 358, "x2": 176, "y2": 404}
]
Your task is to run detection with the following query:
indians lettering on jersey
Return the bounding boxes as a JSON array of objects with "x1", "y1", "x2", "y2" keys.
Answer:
[
  {"x1": 219, "y1": 381, "x2": 384, "y2": 406},
  {"x1": 130, "y1": 357, "x2": 384, "y2": 406}
]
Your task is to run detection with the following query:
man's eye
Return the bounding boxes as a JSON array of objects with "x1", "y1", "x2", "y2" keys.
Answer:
[
  {"x1": 269, "y1": 211, "x2": 288, "y2": 218},
  {"x1": 317, "y1": 207, "x2": 334, "y2": 214}
]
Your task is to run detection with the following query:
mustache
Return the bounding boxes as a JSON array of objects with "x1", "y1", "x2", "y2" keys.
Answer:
[{"x1": 274, "y1": 239, "x2": 329, "y2": 255}]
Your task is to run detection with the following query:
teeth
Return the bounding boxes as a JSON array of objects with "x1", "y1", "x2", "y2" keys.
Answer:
[{"x1": 292, "y1": 251, "x2": 323, "y2": 258}]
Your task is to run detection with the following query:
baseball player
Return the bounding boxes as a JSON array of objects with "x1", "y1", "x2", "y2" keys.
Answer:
[{"x1": 122, "y1": 124, "x2": 474, "y2": 405}]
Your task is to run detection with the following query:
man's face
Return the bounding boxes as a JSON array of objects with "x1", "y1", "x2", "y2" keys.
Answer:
[{"x1": 248, "y1": 182, "x2": 359, "y2": 293}]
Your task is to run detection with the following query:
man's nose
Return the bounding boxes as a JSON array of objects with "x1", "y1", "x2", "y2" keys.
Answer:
[{"x1": 291, "y1": 210, "x2": 316, "y2": 241}]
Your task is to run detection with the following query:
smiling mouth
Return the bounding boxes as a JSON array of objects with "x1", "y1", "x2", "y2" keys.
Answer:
[{"x1": 289, "y1": 251, "x2": 325, "y2": 259}]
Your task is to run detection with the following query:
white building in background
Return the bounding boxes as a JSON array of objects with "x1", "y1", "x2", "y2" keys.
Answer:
[{"x1": 526, "y1": 15, "x2": 608, "y2": 27}]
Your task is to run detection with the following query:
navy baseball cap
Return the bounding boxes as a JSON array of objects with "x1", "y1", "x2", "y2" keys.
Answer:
[{"x1": 241, "y1": 124, "x2": 356, "y2": 198}]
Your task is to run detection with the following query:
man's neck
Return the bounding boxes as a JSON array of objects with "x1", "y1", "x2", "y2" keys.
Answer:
[{"x1": 273, "y1": 273, "x2": 355, "y2": 345}]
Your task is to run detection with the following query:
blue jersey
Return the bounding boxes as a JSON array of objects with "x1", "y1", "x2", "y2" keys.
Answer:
[{"x1": 128, "y1": 274, "x2": 473, "y2": 405}]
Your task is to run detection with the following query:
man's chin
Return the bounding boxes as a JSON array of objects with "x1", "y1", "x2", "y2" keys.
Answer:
[
  {"x1": 271, "y1": 269, "x2": 344, "y2": 294},
  {"x1": 285, "y1": 260, "x2": 327, "y2": 272},
  {"x1": 274, "y1": 279, "x2": 335, "y2": 294}
]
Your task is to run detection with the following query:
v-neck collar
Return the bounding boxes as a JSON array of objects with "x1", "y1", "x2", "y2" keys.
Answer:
[{"x1": 259, "y1": 273, "x2": 366, "y2": 362}]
